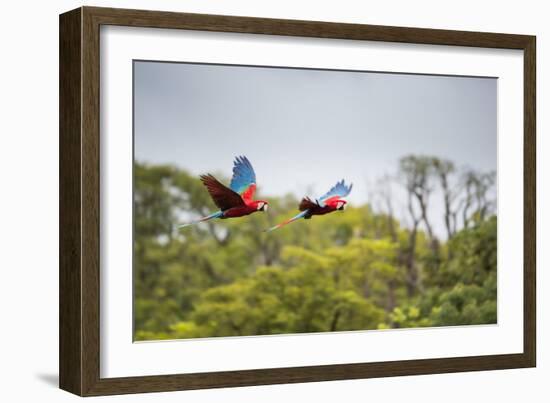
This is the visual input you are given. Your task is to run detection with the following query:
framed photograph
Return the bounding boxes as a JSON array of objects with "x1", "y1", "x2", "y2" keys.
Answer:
[{"x1": 59, "y1": 6, "x2": 536, "y2": 396}]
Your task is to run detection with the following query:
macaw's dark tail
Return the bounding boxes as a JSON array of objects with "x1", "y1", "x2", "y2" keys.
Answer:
[{"x1": 178, "y1": 211, "x2": 223, "y2": 229}]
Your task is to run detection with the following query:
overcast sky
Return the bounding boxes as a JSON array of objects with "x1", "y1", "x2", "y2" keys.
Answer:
[{"x1": 134, "y1": 61, "x2": 496, "y2": 237}]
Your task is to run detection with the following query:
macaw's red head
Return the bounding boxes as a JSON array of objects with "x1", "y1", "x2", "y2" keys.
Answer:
[
  {"x1": 327, "y1": 198, "x2": 347, "y2": 211},
  {"x1": 252, "y1": 200, "x2": 269, "y2": 212}
]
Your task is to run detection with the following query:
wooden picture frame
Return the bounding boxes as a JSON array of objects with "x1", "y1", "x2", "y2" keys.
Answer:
[{"x1": 59, "y1": 6, "x2": 536, "y2": 396}]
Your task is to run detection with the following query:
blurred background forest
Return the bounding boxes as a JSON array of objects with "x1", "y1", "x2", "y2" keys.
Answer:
[{"x1": 134, "y1": 155, "x2": 497, "y2": 341}]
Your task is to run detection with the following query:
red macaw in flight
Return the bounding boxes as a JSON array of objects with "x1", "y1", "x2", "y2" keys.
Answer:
[
  {"x1": 179, "y1": 156, "x2": 268, "y2": 228},
  {"x1": 265, "y1": 179, "x2": 352, "y2": 232}
]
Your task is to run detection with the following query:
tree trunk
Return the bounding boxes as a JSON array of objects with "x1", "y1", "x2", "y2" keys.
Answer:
[{"x1": 405, "y1": 226, "x2": 419, "y2": 298}]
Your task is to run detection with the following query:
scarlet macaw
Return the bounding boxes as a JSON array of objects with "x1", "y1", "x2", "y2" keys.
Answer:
[
  {"x1": 265, "y1": 179, "x2": 353, "y2": 232},
  {"x1": 179, "y1": 156, "x2": 268, "y2": 228}
]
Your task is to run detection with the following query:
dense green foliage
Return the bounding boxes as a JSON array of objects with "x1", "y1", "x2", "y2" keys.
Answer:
[{"x1": 134, "y1": 158, "x2": 496, "y2": 340}]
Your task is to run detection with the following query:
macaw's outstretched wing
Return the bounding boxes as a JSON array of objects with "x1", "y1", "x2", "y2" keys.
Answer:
[
  {"x1": 299, "y1": 197, "x2": 319, "y2": 211},
  {"x1": 229, "y1": 156, "x2": 257, "y2": 203},
  {"x1": 318, "y1": 179, "x2": 353, "y2": 207},
  {"x1": 200, "y1": 174, "x2": 245, "y2": 211},
  {"x1": 264, "y1": 211, "x2": 308, "y2": 233}
]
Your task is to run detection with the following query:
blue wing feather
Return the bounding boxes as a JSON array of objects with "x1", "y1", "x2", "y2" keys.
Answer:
[
  {"x1": 318, "y1": 179, "x2": 353, "y2": 206},
  {"x1": 229, "y1": 156, "x2": 256, "y2": 195}
]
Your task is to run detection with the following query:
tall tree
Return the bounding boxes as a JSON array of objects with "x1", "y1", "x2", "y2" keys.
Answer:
[{"x1": 432, "y1": 158, "x2": 457, "y2": 240}]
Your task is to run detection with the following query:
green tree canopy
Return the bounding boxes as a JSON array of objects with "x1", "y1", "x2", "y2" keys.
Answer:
[{"x1": 133, "y1": 158, "x2": 497, "y2": 341}]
